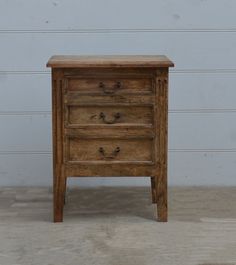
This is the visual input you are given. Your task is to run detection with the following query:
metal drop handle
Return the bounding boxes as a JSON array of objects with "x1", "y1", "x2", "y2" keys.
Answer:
[
  {"x1": 99, "y1": 112, "x2": 121, "y2": 124},
  {"x1": 99, "y1": 81, "x2": 122, "y2": 94},
  {"x1": 99, "y1": 147, "x2": 120, "y2": 159}
]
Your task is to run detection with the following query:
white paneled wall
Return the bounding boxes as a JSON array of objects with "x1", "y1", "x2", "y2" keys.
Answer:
[{"x1": 0, "y1": 0, "x2": 235, "y2": 186}]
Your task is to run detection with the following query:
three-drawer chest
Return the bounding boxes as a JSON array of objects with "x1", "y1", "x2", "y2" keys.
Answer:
[{"x1": 47, "y1": 55, "x2": 174, "y2": 222}]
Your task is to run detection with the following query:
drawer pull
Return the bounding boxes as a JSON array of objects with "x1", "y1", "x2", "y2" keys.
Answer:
[
  {"x1": 99, "y1": 147, "x2": 120, "y2": 159},
  {"x1": 99, "y1": 81, "x2": 122, "y2": 94},
  {"x1": 99, "y1": 112, "x2": 121, "y2": 124}
]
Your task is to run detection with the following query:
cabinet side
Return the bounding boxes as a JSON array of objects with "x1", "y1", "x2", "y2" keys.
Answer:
[
  {"x1": 51, "y1": 68, "x2": 57, "y2": 187},
  {"x1": 155, "y1": 67, "x2": 169, "y2": 221}
]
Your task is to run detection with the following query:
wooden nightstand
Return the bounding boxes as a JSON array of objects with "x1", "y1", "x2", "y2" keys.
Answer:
[{"x1": 47, "y1": 55, "x2": 174, "y2": 222}]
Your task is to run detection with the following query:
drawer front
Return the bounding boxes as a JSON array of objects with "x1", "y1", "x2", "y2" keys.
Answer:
[
  {"x1": 66, "y1": 77, "x2": 153, "y2": 94},
  {"x1": 65, "y1": 137, "x2": 154, "y2": 164},
  {"x1": 65, "y1": 105, "x2": 153, "y2": 127}
]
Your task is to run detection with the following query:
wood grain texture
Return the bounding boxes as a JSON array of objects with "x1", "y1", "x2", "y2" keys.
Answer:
[
  {"x1": 66, "y1": 137, "x2": 154, "y2": 163},
  {"x1": 66, "y1": 76, "x2": 153, "y2": 94},
  {"x1": 65, "y1": 105, "x2": 153, "y2": 127},
  {"x1": 52, "y1": 69, "x2": 66, "y2": 222},
  {"x1": 47, "y1": 55, "x2": 174, "y2": 68},
  {"x1": 155, "y1": 69, "x2": 169, "y2": 222},
  {"x1": 65, "y1": 93, "x2": 154, "y2": 105},
  {"x1": 52, "y1": 70, "x2": 57, "y2": 204},
  {"x1": 65, "y1": 164, "x2": 158, "y2": 177},
  {"x1": 49, "y1": 56, "x2": 173, "y2": 222},
  {"x1": 65, "y1": 127, "x2": 154, "y2": 138}
]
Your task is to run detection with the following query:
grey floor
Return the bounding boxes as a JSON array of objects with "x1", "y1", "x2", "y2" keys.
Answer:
[{"x1": 0, "y1": 187, "x2": 236, "y2": 265}]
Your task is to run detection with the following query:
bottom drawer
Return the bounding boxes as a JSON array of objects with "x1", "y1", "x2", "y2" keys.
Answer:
[{"x1": 65, "y1": 137, "x2": 154, "y2": 164}]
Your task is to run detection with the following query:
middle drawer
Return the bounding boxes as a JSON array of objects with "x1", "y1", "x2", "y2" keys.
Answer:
[{"x1": 65, "y1": 105, "x2": 154, "y2": 127}]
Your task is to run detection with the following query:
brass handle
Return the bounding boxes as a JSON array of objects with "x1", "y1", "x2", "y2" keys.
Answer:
[
  {"x1": 99, "y1": 81, "x2": 122, "y2": 94},
  {"x1": 99, "y1": 112, "x2": 121, "y2": 124},
  {"x1": 99, "y1": 147, "x2": 120, "y2": 159}
]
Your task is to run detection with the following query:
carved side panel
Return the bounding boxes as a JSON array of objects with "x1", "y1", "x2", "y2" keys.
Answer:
[
  {"x1": 51, "y1": 69, "x2": 57, "y2": 185},
  {"x1": 52, "y1": 69, "x2": 64, "y2": 179},
  {"x1": 153, "y1": 68, "x2": 168, "y2": 167},
  {"x1": 52, "y1": 69, "x2": 67, "y2": 222},
  {"x1": 155, "y1": 67, "x2": 169, "y2": 221}
]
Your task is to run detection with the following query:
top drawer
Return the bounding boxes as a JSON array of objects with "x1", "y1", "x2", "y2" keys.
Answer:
[{"x1": 65, "y1": 76, "x2": 153, "y2": 95}]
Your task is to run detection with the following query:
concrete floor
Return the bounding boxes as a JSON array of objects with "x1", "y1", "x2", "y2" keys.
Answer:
[{"x1": 0, "y1": 187, "x2": 236, "y2": 265}]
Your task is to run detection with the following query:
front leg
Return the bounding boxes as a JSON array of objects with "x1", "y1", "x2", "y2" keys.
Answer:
[
  {"x1": 54, "y1": 164, "x2": 66, "y2": 222},
  {"x1": 155, "y1": 173, "x2": 167, "y2": 222}
]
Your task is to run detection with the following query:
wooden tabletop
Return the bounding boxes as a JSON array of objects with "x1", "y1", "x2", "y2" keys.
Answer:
[{"x1": 47, "y1": 55, "x2": 174, "y2": 68}]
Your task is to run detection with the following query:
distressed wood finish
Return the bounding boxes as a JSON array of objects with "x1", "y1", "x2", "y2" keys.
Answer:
[
  {"x1": 47, "y1": 55, "x2": 174, "y2": 222},
  {"x1": 65, "y1": 93, "x2": 154, "y2": 105},
  {"x1": 66, "y1": 137, "x2": 154, "y2": 163},
  {"x1": 65, "y1": 105, "x2": 154, "y2": 127},
  {"x1": 66, "y1": 76, "x2": 153, "y2": 94},
  {"x1": 156, "y1": 69, "x2": 169, "y2": 221},
  {"x1": 47, "y1": 55, "x2": 174, "y2": 68}
]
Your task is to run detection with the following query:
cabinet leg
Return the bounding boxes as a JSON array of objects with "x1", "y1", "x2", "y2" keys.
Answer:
[
  {"x1": 155, "y1": 175, "x2": 167, "y2": 222},
  {"x1": 150, "y1": 176, "x2": 157, "y2": 203},
  {"x1": 54, "y1": 165, "x2": 66, "y2": 222}
]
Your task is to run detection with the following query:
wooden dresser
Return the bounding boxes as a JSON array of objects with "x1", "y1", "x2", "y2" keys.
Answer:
[{"x1": 47, "y1": 55, "x2": 174, "y2": 222}]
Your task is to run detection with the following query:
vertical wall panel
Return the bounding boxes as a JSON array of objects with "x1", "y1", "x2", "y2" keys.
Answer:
[{"x1": 0, "y1": 0, "x2": 236, "y2": 186}]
